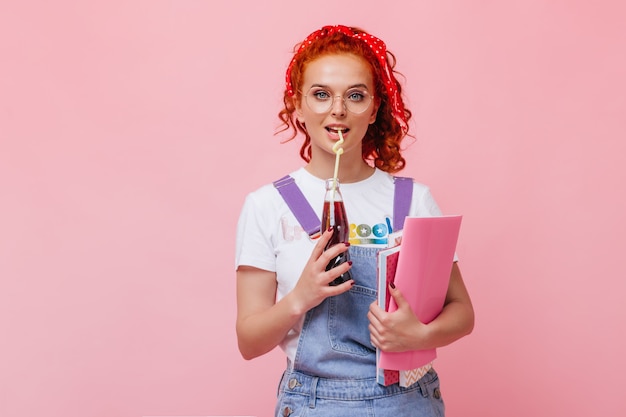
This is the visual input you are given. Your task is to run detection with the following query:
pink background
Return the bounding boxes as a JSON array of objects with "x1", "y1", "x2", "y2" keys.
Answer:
[{"x1": 1, "y1": 1, "x2": 625, "y2": 416}]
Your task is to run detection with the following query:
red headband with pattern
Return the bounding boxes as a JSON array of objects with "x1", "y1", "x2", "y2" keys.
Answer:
[{"x1": 285, "y1": 25, "x2": 408, "y2": 134}]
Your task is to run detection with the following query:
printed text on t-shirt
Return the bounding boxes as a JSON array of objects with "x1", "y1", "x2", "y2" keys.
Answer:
[{"x1": 280, "y1": 216, "x2": 392, "y2": 245}]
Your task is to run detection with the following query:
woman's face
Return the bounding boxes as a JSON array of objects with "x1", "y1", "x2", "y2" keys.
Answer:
[{"x1": 295, "y1": 54, "x2": 379, "y2": 159}]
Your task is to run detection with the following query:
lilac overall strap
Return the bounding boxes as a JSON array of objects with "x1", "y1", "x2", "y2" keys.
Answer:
[
  {"x1": 273, "y1": 175, "x2": 322, "y2": 238},
  {"x1": 392, "y1": 176, "x2": 414, "y2": 232},
  {"x1": 273, "y1": 175, "x2": 414, "y2": 237}
]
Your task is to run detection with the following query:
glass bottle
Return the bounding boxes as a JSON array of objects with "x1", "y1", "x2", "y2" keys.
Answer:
[{"x1": 321, "y1": 178, "x2": 353, "y2": 286}]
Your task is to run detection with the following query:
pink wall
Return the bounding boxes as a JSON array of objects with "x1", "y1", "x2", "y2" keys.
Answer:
[{"x1": 1, "y1": 1, "x2": 624, "y2": 416}]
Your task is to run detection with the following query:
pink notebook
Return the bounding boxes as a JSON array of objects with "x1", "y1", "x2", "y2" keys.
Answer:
[
  {"x1": 378, "y1": 215, "x2": 462, "y2": 371},
  {"x1": 376, "y1": 245, "x2": 401, "y2": 385}
]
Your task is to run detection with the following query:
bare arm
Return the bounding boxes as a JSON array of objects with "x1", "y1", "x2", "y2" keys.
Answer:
[
  {"x1": 368, "y1": 262, "x2": 474, "y2": 352},
  {"x1": 236, "y1": 229, "x2": 354, "y2": 360}
]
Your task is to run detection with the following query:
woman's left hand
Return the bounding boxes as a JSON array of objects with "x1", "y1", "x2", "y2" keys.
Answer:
[
  {"x1": 367, "y1": 284, "x2": 428, "y2": 352},
  {"x1": 368, "y1": 263, "x2": 474, "y2": 353}
]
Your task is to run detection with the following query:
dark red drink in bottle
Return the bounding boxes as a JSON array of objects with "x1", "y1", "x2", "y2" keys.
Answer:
[{"x1": 321, "y1": 178, "x2": 353, "y2": 286}]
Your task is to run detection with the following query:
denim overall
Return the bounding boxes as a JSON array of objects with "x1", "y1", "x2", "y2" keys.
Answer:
[{"x1": 273, "y1": 176, "x2": 445, "y2": 417}]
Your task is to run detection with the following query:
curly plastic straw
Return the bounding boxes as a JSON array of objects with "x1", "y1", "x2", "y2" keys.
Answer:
[{"x1": 331, "y1": 129, "x2": 345, "y2": 192}]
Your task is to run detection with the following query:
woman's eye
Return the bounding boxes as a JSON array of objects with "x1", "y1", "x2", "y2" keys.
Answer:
[
  {"x1": 347, "y1": 91, "x2": 366, "y2": 102},
  {"x1": 312, "y1": 90, "x2": 331, "y2": 100}
]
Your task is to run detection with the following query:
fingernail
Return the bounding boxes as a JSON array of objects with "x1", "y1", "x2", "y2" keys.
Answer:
[
  {"x1": 389, "y1": 282, "x2": 396, "y2": 289},
  {"x1": 344, "y1": 242, "x2": 351, "y2": 247},
  {"x1": 327, "y1": 227, "x2": 333, "y2": 232},
  {"x1": 348, "y1": 261, "x2": 353, "y2": 266}
]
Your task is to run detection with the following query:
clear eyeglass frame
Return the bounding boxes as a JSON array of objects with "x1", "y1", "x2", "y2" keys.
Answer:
[{"x1": 301, "y1": 87, "x2": 374, "y2": 114}]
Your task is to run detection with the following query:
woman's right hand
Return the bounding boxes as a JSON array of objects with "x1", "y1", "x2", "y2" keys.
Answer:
[
  {"x1": 289, "y1": 228, "x2": 354, "y2": 315},
  {"x1": 236, "y1": 228, "x2": 353, "y2": 360}
]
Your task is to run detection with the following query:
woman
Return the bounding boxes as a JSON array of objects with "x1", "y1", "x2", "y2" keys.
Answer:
[{"x1": 235, "y1": 25, "x2": 474, "y2": 416}]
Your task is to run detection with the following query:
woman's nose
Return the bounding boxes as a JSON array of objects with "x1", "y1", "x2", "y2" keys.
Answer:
[{"x1": 330, "y1": 95, "x2": 347, "y2": 117}]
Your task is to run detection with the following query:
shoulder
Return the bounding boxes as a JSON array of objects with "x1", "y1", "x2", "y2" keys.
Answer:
[
  {"x1": 381, "y1": 172, "x2": 439, "y2": 215},
  {"x1": 411, "y1": 180, "x2": 432, "y2": 198},
  {"x1": 407, "y1": 180, "x2": 442, "y2": 216},
  {"x1": 242, "y1": 182, "x2": 281, "y2": 212},
  {"x1": 379, "y1": 171, "x2": 432, "y2": 197},
  {"x1": 243, "y1": 168, "x2": 306, "y2": 206},
  {"x1": 240, "y1": 168, "x2": 321, "y2": 219}
]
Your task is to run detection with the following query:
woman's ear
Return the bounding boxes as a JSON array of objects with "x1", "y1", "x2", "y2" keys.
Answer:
[
  {"x1": 294, "y1": 97, "x2": 305, "y2": 123},
  {"x1": 369, "y1": 99, "x2": 380, "y2": 124}
]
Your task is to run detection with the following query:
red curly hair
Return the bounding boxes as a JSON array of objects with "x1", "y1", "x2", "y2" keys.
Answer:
[{"x1": 278, "y1": 26, "x2": 412, "y2": 173}]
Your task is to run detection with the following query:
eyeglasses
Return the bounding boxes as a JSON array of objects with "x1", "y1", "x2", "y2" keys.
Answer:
[{"x1": 302, "y1": 87, "x2": 374, "y2": 114}]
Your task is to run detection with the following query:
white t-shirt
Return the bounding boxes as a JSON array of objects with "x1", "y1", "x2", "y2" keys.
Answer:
[{"x1": 235, "y1": 167, "x2": 444, "y2": 362}]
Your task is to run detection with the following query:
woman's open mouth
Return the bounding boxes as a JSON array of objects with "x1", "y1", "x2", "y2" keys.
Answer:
[{"x1": 326, "y1": 126, "x2": 349, "y2": 135}]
